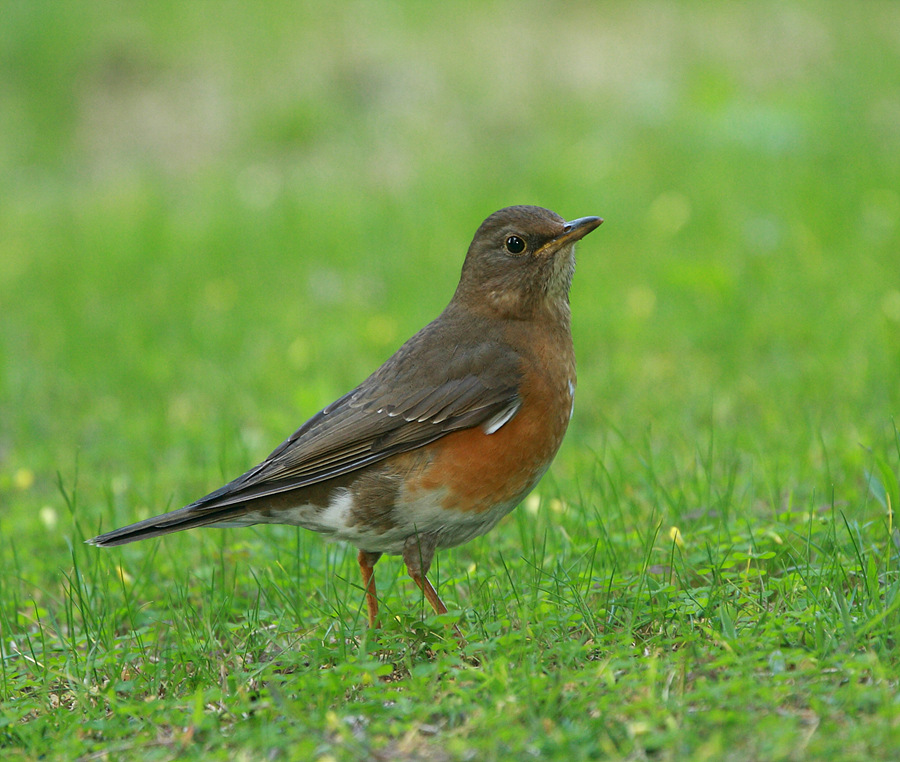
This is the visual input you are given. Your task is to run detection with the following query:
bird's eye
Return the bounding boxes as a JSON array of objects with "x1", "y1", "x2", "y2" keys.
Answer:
[{"x1": 505, "y1": 235, "x2": 526, "y2": 255}]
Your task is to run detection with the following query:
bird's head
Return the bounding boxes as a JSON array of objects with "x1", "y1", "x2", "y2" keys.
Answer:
[{"x1": 455, "y1": 205, "x2": 602, "y2": 320}]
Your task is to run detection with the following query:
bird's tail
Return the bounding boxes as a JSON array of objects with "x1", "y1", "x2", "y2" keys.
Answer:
[{"x1": 86, "y1": 503, "x2": 253, "y2": 547}]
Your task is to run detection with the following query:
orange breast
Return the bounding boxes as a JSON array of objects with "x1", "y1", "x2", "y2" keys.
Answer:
[{"x1": 411, "y1": 354, "x2": 574, "y2": 513}]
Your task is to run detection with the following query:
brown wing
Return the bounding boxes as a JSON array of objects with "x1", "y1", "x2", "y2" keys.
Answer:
[
  {"x1": 206, "y1": 369, "x2": 520, "y2": 507},
  {"x1": 224, "y1": 308, "x2": 522, "y2": 488},
  {"x1": 197, "y1": 329, "x2": 519, "y2": 500}
]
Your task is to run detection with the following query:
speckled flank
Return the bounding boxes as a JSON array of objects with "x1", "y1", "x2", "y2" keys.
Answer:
[{"x1": 346, "y1": 465, "x2": 403, "y2": 533}]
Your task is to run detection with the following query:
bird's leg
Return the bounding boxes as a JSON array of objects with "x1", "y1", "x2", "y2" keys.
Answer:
[
  {"x1": 402, "y1": 532, "x2": 440, "y2": 612},
  {"x1": 402, "y1": 534, "x2": 465, "y2": 643},
  {"x1": 408, "y1": 567, "x2": 448, "y2": 616},
  {"x1": 357, "y1": 549, "x2": 382, "y2": 628}
]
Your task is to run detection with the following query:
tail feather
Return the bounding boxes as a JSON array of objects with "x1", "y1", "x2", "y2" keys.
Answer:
[{"x1": 87, "y1": 503, "x2": 253, "y2": 547}]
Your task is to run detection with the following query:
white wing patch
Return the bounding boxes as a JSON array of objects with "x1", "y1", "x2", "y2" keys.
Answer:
[{"x1": 482, "y1": 397, "x2": 522, "y2": 435}]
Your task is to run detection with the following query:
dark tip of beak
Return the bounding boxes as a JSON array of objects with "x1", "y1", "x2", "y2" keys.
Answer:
[
  {"x1": 557, "y1": 215, "x2": 603, "y2": 245},
  {"x1": 564, "y1": 216, "x2": 603, "y2": 234}
]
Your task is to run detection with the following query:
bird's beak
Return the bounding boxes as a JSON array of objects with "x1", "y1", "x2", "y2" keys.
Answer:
[
  {"x1": 561, "y1": 216, "x2": 604, "y2": 244},
  {"x1": 539, "y1": 216, "x2": 603, "y2": 255}
]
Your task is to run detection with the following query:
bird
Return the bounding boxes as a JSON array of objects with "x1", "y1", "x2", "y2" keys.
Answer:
[{"x1": 88, "y1": 205, "x2": 603, "y2": 630}]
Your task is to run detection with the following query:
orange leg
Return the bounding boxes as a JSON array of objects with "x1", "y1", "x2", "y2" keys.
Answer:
[
  {"x1": 408, "y1": 566, "x2": 466, "y2": 644},
  {"x1": 357, "y1": 550, "x2": 382, "y2": 628},
  {"x1": 407, "y1": 568, "x2": 448, "y2": 616},
  {"x1": 401, "y1": 534, "x2": 464, "y2": 643}
]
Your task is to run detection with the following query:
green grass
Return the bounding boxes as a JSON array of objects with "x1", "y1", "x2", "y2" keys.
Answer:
[{"x1": 2, "y1": 1, "x2": 900, "y2": 759}]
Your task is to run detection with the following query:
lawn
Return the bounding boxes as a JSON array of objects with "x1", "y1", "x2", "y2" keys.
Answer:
[{"x1": 2, "y1": 1, "x2": 899, "y2": 759}]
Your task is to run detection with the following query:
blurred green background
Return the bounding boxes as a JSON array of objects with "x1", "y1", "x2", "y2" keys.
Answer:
[
  {"x1": 2, "y1": 2, "x2": 900, "y2": 758},
  {"x1": 2, "y1": 0, "x2": 899, "y2": 548}
]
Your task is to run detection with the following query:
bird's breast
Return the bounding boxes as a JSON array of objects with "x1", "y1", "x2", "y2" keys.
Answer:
[{"x1": 404, "y1": 319, "x2": 575, "y2": 516}]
